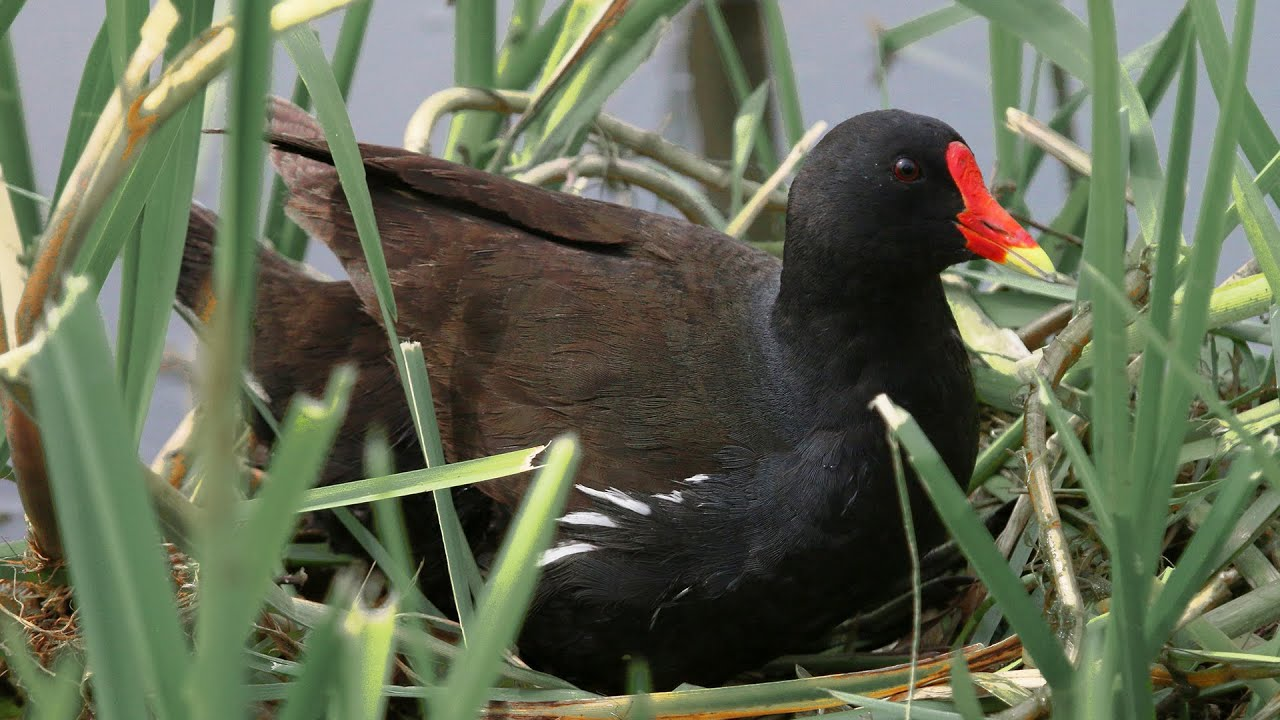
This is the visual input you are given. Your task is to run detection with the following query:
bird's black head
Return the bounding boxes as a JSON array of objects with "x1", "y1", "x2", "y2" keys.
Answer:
[{"x1": 779, "y1": 109, "x2": 1052, "y2": 304}]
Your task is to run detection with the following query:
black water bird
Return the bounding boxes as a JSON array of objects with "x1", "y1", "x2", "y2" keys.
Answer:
[{"x1": 178, "y1": 101, "x2": 1053, "y2": 692}]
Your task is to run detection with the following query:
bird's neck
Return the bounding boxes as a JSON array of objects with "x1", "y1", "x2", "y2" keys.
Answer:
[
  {"x1": 766, "y1": 271, "x2": 976, "y2": 481},
  {"x1": 770, "y1": 273, "x2": 960, "y2": 392}
]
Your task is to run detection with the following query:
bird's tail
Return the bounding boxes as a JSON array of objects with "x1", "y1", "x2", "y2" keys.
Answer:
[
  {"x1": 175, "y1": 96, "x2": 331, "y2": 328},
  {"x1": 174, "y1": 203, "x2": 222, "y2": 327},
  {"x1": 176, "y1": 203, "x2": 331, "y2": 328}
]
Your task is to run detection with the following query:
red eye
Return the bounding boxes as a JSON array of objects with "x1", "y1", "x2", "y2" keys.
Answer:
[{"x1": 893, "y1": 157, "x2": 922, "y2": 183}]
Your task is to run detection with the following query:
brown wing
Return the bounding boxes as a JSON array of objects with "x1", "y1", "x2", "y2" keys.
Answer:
[{"x1": 268, "y1": 101, "x2": 783, "y2": 507}]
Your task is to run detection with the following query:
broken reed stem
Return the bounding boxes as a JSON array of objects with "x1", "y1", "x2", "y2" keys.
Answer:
[
  {"x1": 725, "y1": 121, "x2": 827, "y2": 238},
  {"x1": 3, "y1": 0, "x2": 356, "y2": 562},
  {"x1": 513, "y1": 155, "x2": 725, "y2": 227},
  {"x1": 403, "y1": 87, "x2": 790, "y2": 212},
  {"x1": 1021, "y1": 309, "x2": 1093, "y2": 666},
  {"x1": 1017, "y1": 302, "x2": 1075, "y2": 351},
  {"x1": 1018, "y1": 267, "x2": 1149, "y2": 667},
  {"x1": 1005, "y1": 107, "x2": 1135, "y2": 204}
]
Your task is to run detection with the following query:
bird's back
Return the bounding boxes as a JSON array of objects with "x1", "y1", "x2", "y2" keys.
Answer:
[{"x1": 267, "y1": 114, "x2": 791, "y2": 506}]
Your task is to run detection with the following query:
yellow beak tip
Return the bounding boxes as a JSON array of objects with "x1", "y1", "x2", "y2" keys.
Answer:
[{"x1": 1003, "y1": 246, "x2": 1056, "y2": 279}]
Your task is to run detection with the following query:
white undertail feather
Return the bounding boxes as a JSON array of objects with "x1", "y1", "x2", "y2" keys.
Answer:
[
  {"x1": 652, "y1": 490, "x2": 684, "y2": 504},
  {"x1": 538, "y1": 542, "x2": 597, "y2": 567},
  {"x1": 576, "y1": 485, "x2": 653, "y2": 516},
  {"x1": 559, "y1": 511, "x2": 619, "y2": 528}
]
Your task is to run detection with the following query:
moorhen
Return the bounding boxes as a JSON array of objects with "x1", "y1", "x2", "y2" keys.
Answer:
[{"x1": 177, "y1": 100, "x2": 1052, "y2": 692}]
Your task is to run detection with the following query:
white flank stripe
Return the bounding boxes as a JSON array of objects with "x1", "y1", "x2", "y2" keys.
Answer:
[
  {"x1": 576, "y1": 485, "x2": 652, "y2": 516},
  {"x1": 652, "y1": 490, "x2": 683, "y2": 504},
  {"x1": 559, "y1": 511, "x2": 619, "y2": 528},
  {"x1": 244, "y1": 374, "x2": 272, "y2": 404},
  {"x1": 538, "y1": 542, "x2": 596, "y2": 567},
  {"x1": 683, "y1": 474, "x2": 710, "y2": 485}
]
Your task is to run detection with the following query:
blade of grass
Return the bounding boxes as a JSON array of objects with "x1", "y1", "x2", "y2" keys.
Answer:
[
  {"x1": 263, "y1": 70, "x2": 315, "y2": 260},
  {"x1": 30, "y1": 655, "x2": 84, "y2": 720},
  {"x1": 949, "y1": 265, "x2": 1075, "y2": 302},
  {"x1": 331, "y1": 506, "x2": 435, "y2": 613},
  {"x1": 1132, "y1": 35, "x2": 1196, "y2": 563},
  {"x1": 968, "y1": 414, "x2": 1023, "y2": 491},
  {"x1": 51, "y1": 23, "x2": 113, "y2": 206},
  {"x1": 367, "y1": 433, "x2": 424, "y2": 609},
  {"x1": 73, "y1": 116, "x2": 185, "y2": 292},
  {"x1": 522, "y1": 16, "x2": 673, "y2": 168},
  {"x1": 434, "y1": 434, "x2": 580, "y2": 720},
  {"x1": 870, "y1": 395, "x2": 1072, "y2": 692},
  {"x1": 948, "y1": 641, "x2": 984, "y2": 720},
  {"x1": 276, "y1": 582, "x2": 348, "y2": 720},
  {"x1": 283, "y1": 25, "x2": 396, "y2": 327},
  {"x1": 1273, "y1": 305, "x2": 1280, "y2": 384},
  {"x1": 1082, "y1": 2, "x2": 1148, "y2": 715},
  {"x1": 724, "y1": 120, "x2": 825, "y2": 238},
  {"x1": 0, "y1": 616, "x2": 53, "y2": 704},
  {"x1": 701, "y1": 0, "x2": 776, "y2": 170},
  {"x1": 400, "y1": 342, "x2": 483, "y2": 631},
  {"x1": 0, "y1": 0, "x2": 27, "y2": 36},
  {"x1": 366, "y1": 430, "x2": 435, "y2": 708},
  {"x1": 339, "y1": 596, "x2": 398, "y2": 720},
  {"x1": 190, "y1": 0, "x2": 274, "y2": 715},
  {"x1": 1223, "y1": 148, "x2": 1280, "y2": 238},
  {"x1": 193, "y1": 366, "x2": 354, "y2": 719},
  {"x1": 1148, "y1": 452, "x2": 1264, "y2": 648},
  {"x1": 1134, "y1": 8, "x2": 1190, "y2": 112},
  {"x1": 625, "y1": 662, "x2": 654, "y2": 720},
  {"x1": 729, "y1": 83, "x2": 768, "y2": 218},
  {"x1": 490, "y1": 0, "x2": 623, "y2": 169},
  {"x1": 327, "y1": 1, "x2": 372, "y2": 99},
  {"x1": 246, "y1": 368, "x2": 356, "y2": 592},
  {"x1": 0, "y1": 145, "x2": 26, "y2": 357},
  {"x1": 759, "y1": 0, "x2": 800, "y2": 147},
  {"x1": 826, "y1": 690, "x2": 962, "y2": 720},
  {"x1": 98, "y1": 0, "x2": 147, "y2": 353},
  {"x1": 296, "y1": 445, "x2": 547, "y2": 512},
  {"x1": 443, "y1": 0, "x2": 497, "y2": 164},
  {"x1": 105, "y1": 0, "x2": 148, "y2": 77},
  {"x1": 1151, "y1": 0, "x2": 1256, "y2": 555},
  {"x1": 28, "y1": 277, "x2": 188, "y2": 720},
  {"x1": 1230, "y1": 159, "x2": 1280, "y2": 295},
  {"x1": 987, "y1": 23, "x2": 1021, "y2": 202},
  {"x1": 956, "y1": 0, "x2": 1086, "y2": 95},
  {"x1": 876, "y1": 5, "x2": 976, "y2": 59},
  {"x1": 116, "y1": 0, "x2": 214, "y2": 446},
  {"x1": 266, "y1": 0, "x2": 371, "y2": 260},
  {"x1": 499, "y1": 2, "x2": 570, "y2": 89},
  {"x1": 1189, "y1": 0, "x2": 1280, "y2": 207},
  {"x1": 885, "y1": 427, "x2": 922, "y2": 717},
  {"x1": 0, "y1": 35, "x2": 40, "y2": 247},
  {"x1": 1181, "y1": 617, "x2": 1280, "y2": 699}
]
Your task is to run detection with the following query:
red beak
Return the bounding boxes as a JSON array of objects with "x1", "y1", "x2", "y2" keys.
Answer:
[{"x1": 945, "y1": 142, "x2": 1055, "y2": 278}]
